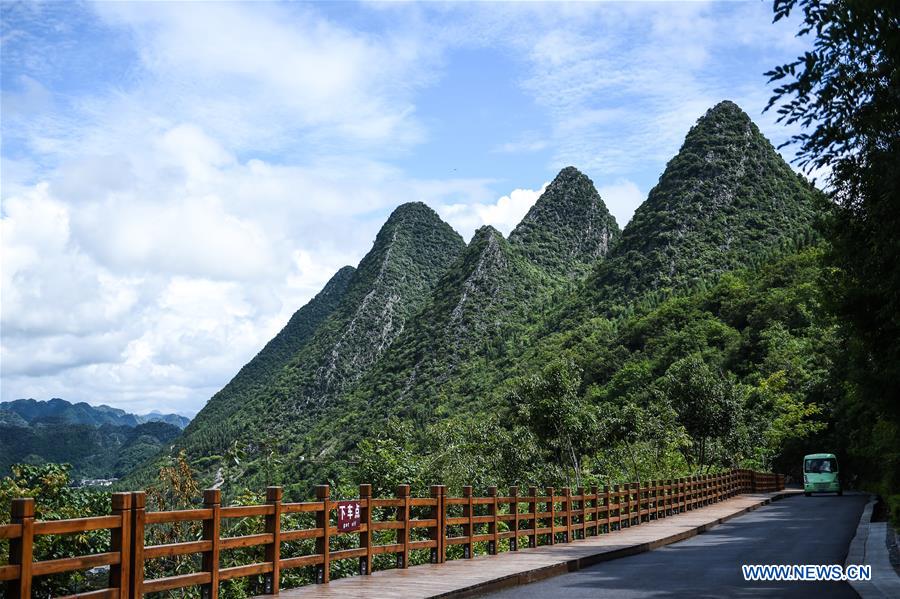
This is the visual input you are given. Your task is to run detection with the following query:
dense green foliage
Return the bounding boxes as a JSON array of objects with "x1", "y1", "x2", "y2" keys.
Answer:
[
  {"x1": 180, "y1": 265, "x2": 355, "y2": 456},
  {"x1": 509, "y1": 166, "x2": 620, "y2": 278},
  {"x1": 0, "y1": 464, "x2": 111, "y2": 596},
  {"x1": 0, "y1": 419, "x2": 182, "y2": 480},
  {"x1": 586, "y1": 101, "x2": 820, "y2": 315},
  {"x1": 766, "y1": 0, "x2": 900, "y2": 521},
  {"x1": 1, "y1": 399, "x2": 186, "y2": 480},
  {"x1": 350, "y1": 245, "x2": 833, "y2": 494},
  {"x1": 116, "y1": 102, "x2": 826, "y2": 502}
]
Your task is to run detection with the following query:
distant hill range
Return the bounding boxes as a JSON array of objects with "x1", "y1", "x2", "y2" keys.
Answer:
[{"x1": 1, "y1": 398, "x2": 190, "y2": 480}]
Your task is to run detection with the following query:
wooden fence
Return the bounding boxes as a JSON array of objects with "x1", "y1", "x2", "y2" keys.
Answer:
[{"x1": 1, "y1": 468, "x2": 785, "y2": 598}]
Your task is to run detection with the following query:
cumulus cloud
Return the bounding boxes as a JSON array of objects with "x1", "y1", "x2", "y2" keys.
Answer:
[
  {"x1": 438, "y1": 183, "x2": 549, "y2": 240},
  {"x1": 0, "y1": 1, "x2": 818, "y2": 415}
]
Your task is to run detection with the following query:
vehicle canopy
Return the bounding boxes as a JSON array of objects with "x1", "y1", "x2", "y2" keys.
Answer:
[{"x1": 803, "y1": 453, "x2": 838, "y2": 473}]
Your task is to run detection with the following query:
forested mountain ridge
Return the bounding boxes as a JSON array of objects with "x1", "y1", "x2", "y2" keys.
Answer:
[
  {"x1": 125, "y1": 101, "x2": 823, "y2": 494},
  {"x1": 586, "y1": 100, "x2": 820, "y2": 314},
  {"x1": 0, "y1": 399, "x2": 185, "y2": 480},
  {"x1": 181, "y1": 265, "x2": 356, "y2": 451},
  {"x1": 337, "y1": 169, "x2": 620, "y2": 431},
  {"x1": 0, "y1": 398, "x2": 190, "y2": 429},
  {"x1": 509, "y1": 166, "x2": 620, "y2": 278},
  {"x1": 173, "y1": 202, "x2": 467, "y2": 461}
]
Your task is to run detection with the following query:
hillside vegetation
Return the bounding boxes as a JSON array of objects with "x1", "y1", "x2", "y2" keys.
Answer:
[
  {"x1": 126, "y1": 101, "x2": 826, "y2": 498},
  {"x1": 0, "y1": 399, "x2": 185, "y2": 480}
]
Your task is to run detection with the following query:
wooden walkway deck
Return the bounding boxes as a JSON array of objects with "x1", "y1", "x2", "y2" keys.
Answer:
[{"x1": 260, "y1": 490, "x2": 801, "y2": 599}]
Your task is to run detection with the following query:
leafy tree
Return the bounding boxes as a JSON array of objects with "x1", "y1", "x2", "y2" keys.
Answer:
[
  {"x1": 766, "y1": 0, "x2": 900, "y2": 517},
  {"x1": 745, "y1": 371, "x2": 825, "y2": 470},
  {"x1": 507, "y1": 359, "x2": 596, "y2": 488},
  {"x1": 354, "y1": 421, "x2": 423, "y2": 497},
  {"x1": 0, "y1": 464, "x2": 108, "y2": 596},
  {"x1": 660, "y1": 355, "x2": 744, "y2": 470}
]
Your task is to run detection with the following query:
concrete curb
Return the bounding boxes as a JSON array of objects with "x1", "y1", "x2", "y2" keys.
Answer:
[
  {"x1": 846, "y1": 495, "x2": 900, "y2": 598},
  {"x1": 440, "y1": 490, "x2": 801, "y2": 599}
]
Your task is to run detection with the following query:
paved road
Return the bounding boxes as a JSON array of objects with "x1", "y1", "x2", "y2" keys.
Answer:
[{"x1": 486, "y1": 493, "x2": 867, "y2": 598}]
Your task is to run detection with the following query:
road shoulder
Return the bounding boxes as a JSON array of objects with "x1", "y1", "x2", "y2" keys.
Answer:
[{"x1": 846, "y1": 495, "x2": 900, "y2": 598}]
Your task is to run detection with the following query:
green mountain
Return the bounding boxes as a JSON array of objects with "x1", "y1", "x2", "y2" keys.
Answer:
[
  {"x1": 340, "y1": 167, "x2": 620, "y2": 428},
  {"x1": 125, "y1": 101, "x2": 823, "y2": 495},
  {"x1": 0, "y1": 398, "x2": 190, "y2": 429},
  {"x1": 173, "y1": 202, "x2": 467, "y2": 463},
  {"x1": 587, "y1": 100, "x2": 819, "y2": 313},
  {"x1": 0, "y1": 399, "x2": 185, "y2": 480},
  {"x1": 181, "y1": 265, "x2": 356, "y2": 453},
  {"x1": 509, "y1": 166, "x2": 619, "y2": 278}
]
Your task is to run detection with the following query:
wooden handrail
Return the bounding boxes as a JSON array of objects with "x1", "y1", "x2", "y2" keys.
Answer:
[{"x1": 3, "y1": 468, "x2": 784, "y2": 597}]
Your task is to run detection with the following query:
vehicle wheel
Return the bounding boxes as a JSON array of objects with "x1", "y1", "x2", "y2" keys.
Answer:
[{"x1": 805, "y1": 492, "x2": 811, "y2": 497}]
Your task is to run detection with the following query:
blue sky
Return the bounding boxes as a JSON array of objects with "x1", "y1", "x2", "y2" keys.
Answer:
[{"x1": 1, "y1": 1, "x2": 813, "y2": 414}]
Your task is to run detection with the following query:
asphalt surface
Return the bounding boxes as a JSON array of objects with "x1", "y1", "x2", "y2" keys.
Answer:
[{"x1": 485, "y1": 492, "x2": 868, "y2": 598}]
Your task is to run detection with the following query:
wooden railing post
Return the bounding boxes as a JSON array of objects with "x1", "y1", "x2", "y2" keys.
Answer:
[
  {"x1": 750, "y1": 470, "x2": 757, "y2": 493},
  {"x1": 562, "y1": 487, "x2": 572, "y2": 542},
  {"x1": 462, "y1": 486, "x2": 473, "y2": 558},
  {"x1": 110, "y1": 492, "x2": 132, "y2": 597},
  {"x1": 589, "y1": 486, "x2": 599, "y2": 536},
  {"x1": 360, "y1": 484, "x2": 373, "y2": 574},
  {"x1": 396, "y1": 484, "x2": 410, "y2": 568},
  {"x1": 604, "y1": 485, "x2": 612, "y2": 532},
  {"x1": 545, "y1": 487, "x2": 555, "y2": 544},
  {"x1": 8, "y1": 497, "x2": 34, "y2": 599},
  {"x1": 675, "y1": 478, "x2": 683, "y2": 514},
  {"x1": 509, "y1": 486, "x2": 519, "y2": 551},
  {"x1": 315, "y1": 485, "x2": 330, "y2": 583},
  {"x1": 614, "y1": 484, "x2": 623, "y2": 528},
  {"x1": 588, "y1": 486, "x2": 598, "y2": 537},
  {"x1": 527, "y1": 487, "x2": 537, "y2": 548},
  {"x1": 633, "y1": 483, "x2": 640, "y2": 524},
  {"x1": 487, "y1": 486, "x2": 498, "y2": 555},
  {"x1": 131, "y1": 491, "x2": 146, "y2": 598},
  {"x1": 641, "y1": 482, "x2": 649, "y2": 522},
  {"x1": 653, "y1": 481, "x2": 662, "y2": 520},
  {"x1": 429, "y1": 485, "x2": 444, "y2": 564},
  {"x1": 264, "y1": 486, "x2": 282, "y2": 594},
  {"x1": 202, "y1": 489, "x2": 221, "y2": 599},
  {"x1": 625, "y1": 484, "x2": 634, "y2": 526},
  {"x1": 577, "y1": 487, "x2": 586, "y2": 539}
]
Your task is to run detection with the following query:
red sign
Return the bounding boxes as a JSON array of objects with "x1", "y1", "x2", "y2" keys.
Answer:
[{"x1": 337, "y1": 500, "x2": 361, "y2": 532}]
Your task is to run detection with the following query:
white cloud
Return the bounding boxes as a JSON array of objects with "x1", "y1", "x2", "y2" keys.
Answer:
[
  {"x1": 596, "y1": 179, "x2": 644, "y2": 228},
  {"x1": 89, "y1": 1, "x2": 433, "y2": 153},
  {"x1": 0, "y1": 1, "x2": 819, "y2": 416},
  {"x1": 438, "y1": 183, "x2": 549, "y2": 240},
  {"x1": 507, "y1": 1, "x2": 812, "y2": 175}
]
